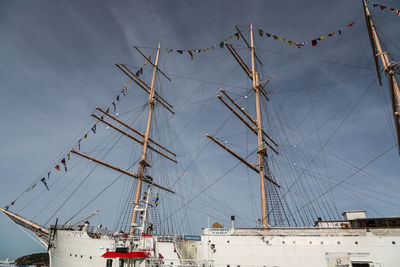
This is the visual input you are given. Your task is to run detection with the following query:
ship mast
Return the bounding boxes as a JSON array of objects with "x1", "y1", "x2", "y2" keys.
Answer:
[
  {"x1": 250, "y1": 23, "x2": 269, "y2": 228},
  {"x1": 362, "y1": 0, "x2": 400, "y2": 155},
  {"x1": 207, "y1": 23, "x2": 280, "y2": 229},
  {"x1": 70, "y1": 41, "x2": 176, "y2": 237},
  {"x1": 130, "y1": 42, "x2": 161, "y2": 237}
]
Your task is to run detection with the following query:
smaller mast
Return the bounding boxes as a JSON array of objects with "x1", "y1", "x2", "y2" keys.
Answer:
[
  {"x1": 71, "y1": 42, "x2": 176, "y2": 237},
  {"x1": 130, "y1": 42, "x2": 161, "y2": 237},
  {"x1": 362, "y1": 0, "x2": 400, "y2": 155}
]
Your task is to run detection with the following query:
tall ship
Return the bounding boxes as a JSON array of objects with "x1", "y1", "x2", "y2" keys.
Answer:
[{"x1": 2, "y1": 1, "x2": 400, "y2": 266}]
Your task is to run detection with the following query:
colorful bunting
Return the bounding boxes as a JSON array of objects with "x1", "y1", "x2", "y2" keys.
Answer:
[
  {"x1": 41, "y1": 177, "x2": 49, "y2": 190},
  {"x1": 166, "y1": 30, "x2": 243, "y2": 60},
  {"x1": 55, "y1": 165, "x2": 61, "y2": 171},
  {"x1": 257, "y1": 21, "x2": 355, "y2": 48},
  {"x1": 371, "y1": 2, "x2": 400, "y2": 18},
  {"x1": 48, "y1": 171, "x2": 51, "y2": 180}
]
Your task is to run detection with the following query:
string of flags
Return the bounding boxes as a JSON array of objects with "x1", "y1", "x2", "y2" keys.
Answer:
[
  {"x1": 165, "y1": 31, "x2": 242, "y2": 60},
  {"x1": 257, "y1": 22, "x2": 356, "y2": 48},
  {"x1": 371, "y1": 2, "x2": 400, "y2": 18},
  {"x1": 8, "y1": 59, "x2": 151, "y2": 207}
]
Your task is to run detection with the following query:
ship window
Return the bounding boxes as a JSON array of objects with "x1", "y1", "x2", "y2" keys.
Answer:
[
  {"x1": 393, "y1": 241, "x2": 396, "y2": 245},
  {"x1": 337, "y1": 241, "x2": 341, "y2": 245},
  {"x1": 119, "y1": 259, "x2": 125, "y2": 267},
  {"x1": 352, "y1": 263, "x2": 369, "y2": 267},
  {"x1": 320, "y1": 241, "x2": 323, "y2": 245},
  {"x1": 81, "y1": 255, "x2": 83, "y2": 258},
  {"x1": 355, "y1": 241, "x2": 358, "y2": 245},
  {"x1": 70, "y1": 254, "x2": 72, "y2": 256},
  {"x1": 106, "y1": 259, "x2": 113, "y2": 267},
  {"x1": 75, "y1": 254, "x2": 77, "y2": 257},
  {"x1": 282, "y1": 241, "x2": 285, "y2": 244},
  {"x1": 90, "y1": 256, "x2": 92, "y2": 259}
]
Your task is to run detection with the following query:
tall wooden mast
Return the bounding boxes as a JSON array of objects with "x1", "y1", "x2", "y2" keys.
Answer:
[
  {"x1": 250, "y1": 23, "x2": 269, "y2": 228},
  {"x1": 69, "y1": 42, "x2": 175, "y2": 237},
  {"x1": 207, "y1": 23, "x2": 280, "y2": 229},
  {"x1": 362, "y1": 0, "x2": 400, "y2": 155},
  {"x1": 129, "y1": 42, "x2": 161, "y2": 237}
]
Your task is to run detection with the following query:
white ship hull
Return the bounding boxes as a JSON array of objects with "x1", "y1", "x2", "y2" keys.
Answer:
[{"x1": 44, "y1": 227, "x2": 400, "y2": 267}]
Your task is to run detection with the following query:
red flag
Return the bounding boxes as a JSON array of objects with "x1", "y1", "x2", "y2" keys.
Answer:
[
  {"x1": 11, "y1": 201, "x2": 15, "y2": 205},
  {"x1": 55, "y1": 165, "x2": 61, "y2": 171},
  {"x1": 328, "y1": 32, "x2": 335, "y2": 37},
  {"x1": 61, "y1": 158, "x2": 67, "y2": 171},
  {"x1": 380, "y1": 5, "x2": 387, "y2": 10},
  {"x1": 312, "y1": 39, "x2": 317, "y2": 47},
  {"x1": 347, "y1": 22, "x2": 355, "y2": 27}
]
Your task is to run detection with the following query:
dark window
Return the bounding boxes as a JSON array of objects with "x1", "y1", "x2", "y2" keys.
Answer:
[
  {"x1": 352, "y1": 263, "x2": 369, "y2": 267},
  {"x1": 393, "y1": 241, "x2": 396, "y2": 245},
  {"x1": 106, "y1": 259, "x2": 113, "y2": 267},
  {"x1": 119, "y1": 259, "x2": 125, "y2": 267}
]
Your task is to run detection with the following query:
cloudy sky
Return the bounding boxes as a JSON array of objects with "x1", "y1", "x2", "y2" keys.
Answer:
[{"x1": 1, "y1": 0, "x2": 400, "y2": 260}]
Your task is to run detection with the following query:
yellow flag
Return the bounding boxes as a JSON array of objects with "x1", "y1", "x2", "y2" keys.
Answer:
[
  {"x1": 279, "y1": 37, "x2": 285, "y2": 42},
  {"x1": 128, "y1": 79, "x2": 132, "y2": 83},
  {"x1": 84, "y1": 134, "x2": 87, "y2": 140},
  {"x1": 124, "y1": 83, "x2": 127, "y2": 87},
  {"x1": 144, "y1": 61, "x2": 147, "y2": 65},
  {"x1": 320, "y1": 35, "x2": 326, "y2": 40}
]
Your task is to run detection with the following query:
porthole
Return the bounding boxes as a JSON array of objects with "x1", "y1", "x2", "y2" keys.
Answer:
[
  {"x1": 292, "y1": 241, "x2": 296, "y2": 244},
  {"x1": 81, "y1": 255, "x2": 83, "y2": 258},
  {"x1": 355, "y1": 241, "x2": 358, "y2": 245},
  {"x1": 393, "y1": 241, "x2": 396, "y2": 245},
  {"x1": 309, "y1": 241, "x2": 312, "y2": 244},
  {"x1": 90, "y1": 256, "x2": 92, "y2": 259},
  {"x1": 282, "y1": 241, "x2": 285, "y2": 244},
  {"x1": 320, "y1": 241, "x2": 323, "y2": 245},
  {"x1": 227, "y1": 240, "x2": 230, "y2": 243},
  {"x1": 70, "y1": 254, "x2": 72, "y2": 257},
  {"x1": 75, "y1": 255, "x2": 77, "y2": 257},
  {"x1": 337, "y1": 241, "x2": 341, "y2": 245}
]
